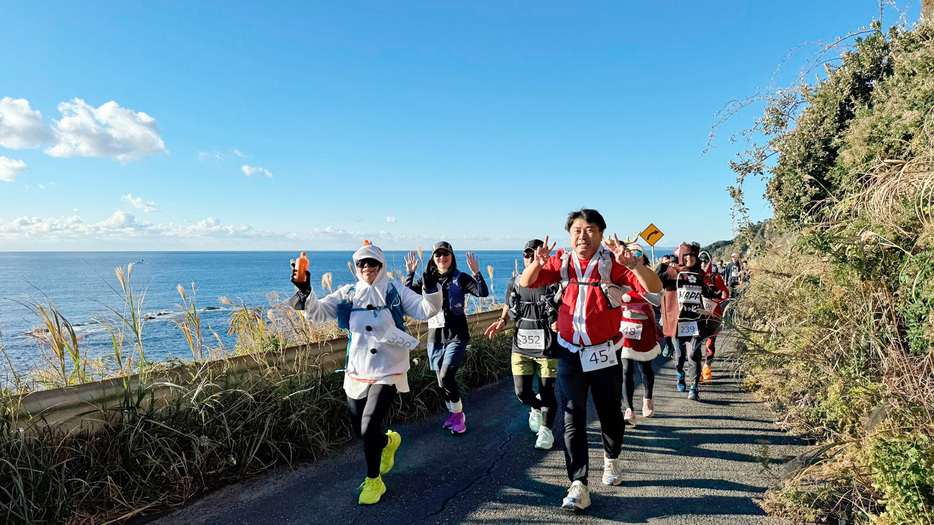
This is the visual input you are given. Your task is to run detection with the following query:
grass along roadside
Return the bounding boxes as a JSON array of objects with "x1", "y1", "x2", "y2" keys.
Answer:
[{"x1": 0, "y1": 266, "x2": 511, "y2": 524}]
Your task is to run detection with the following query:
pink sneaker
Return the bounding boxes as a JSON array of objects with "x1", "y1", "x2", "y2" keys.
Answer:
[
  {"x1": 449, "y1": 412, "x2": 466, "y2": 435},
  {"x1": 442, "y1": 412, "x2": 458, "y2": 430}
]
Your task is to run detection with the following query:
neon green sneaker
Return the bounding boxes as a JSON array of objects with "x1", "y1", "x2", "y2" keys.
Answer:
[
  {"x1": 358, "y1": 476, "x2": 386, "y2": 505},
  {"x1": 380, "y1": 430, "x2": 402, "y2": 474}
]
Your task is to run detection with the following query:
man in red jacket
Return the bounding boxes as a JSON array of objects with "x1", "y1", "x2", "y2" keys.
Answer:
[{"x1": 520, "y1": 208, "x2": 662, "y2": 512}]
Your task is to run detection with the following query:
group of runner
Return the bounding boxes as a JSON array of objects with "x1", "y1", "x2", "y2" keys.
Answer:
[{"x1": 288, "y1": 207, "x2": 735, "y2": 511}]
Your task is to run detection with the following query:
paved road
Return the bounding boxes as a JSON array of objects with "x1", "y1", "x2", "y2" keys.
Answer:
[{"x1": 153, "y1": 332, "x2": 805, "y2": 524}]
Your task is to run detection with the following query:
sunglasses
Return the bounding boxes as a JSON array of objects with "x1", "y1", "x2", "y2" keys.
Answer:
[
  {"x1": 433, "y1": 251, "x2": 451, "y2": 258},
  {"x1": 632, "y1": 250, "x2": 644, "y2": 258},
  {"x1": 523, "y1": 251, "x2": 534, "y2": 259},
  {"x1": 355, "y1": 258, "x2": 381, "y2": 269}
]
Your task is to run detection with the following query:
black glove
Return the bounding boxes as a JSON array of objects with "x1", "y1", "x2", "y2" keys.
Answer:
[
  {"x1": 422, "y1": 268, "x2": 439, "y2": 291},
  {"x1": 288, "y1": 270, "x2": 311, "y2": 310}
]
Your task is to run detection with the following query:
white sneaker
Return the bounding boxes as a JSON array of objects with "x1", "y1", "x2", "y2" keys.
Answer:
[
  {"x1": 528, "y1": 408, "x2": 543, "y2": 433},
  {"x1": 602, "y1": 455, "x2": 624, "y2": 486},
  {"x1": 534, "y1": 427, "x2": 554, "y2": 450},
  {"x1": 642, "y1": 398, "x2": 655, "y2": 418},
  {"x1": 561, "y1": 480, "x2": 590, "y2": 511},
  {"x1": 623, "y1": 407, "x2": 637, "y2": 427}
]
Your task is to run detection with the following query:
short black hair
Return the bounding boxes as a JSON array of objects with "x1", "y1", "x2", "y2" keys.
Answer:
[{"x1": 565, "y1": 208, "x2": 606, "y2": 233}]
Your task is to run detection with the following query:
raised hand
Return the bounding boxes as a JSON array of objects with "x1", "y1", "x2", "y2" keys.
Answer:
[
  {"x1": 466, "y1": 252, "x2": 481, "y2": 274},
  {"x1": 534, "y1": 236, "x2": 556, "y2": 266},
  {"x1": 404, "y1": 251, "x2": 420, "y2": 274},
  {"x1": 483, "y1": 320, "x2": 503, "y2": 340},
  {"x1": 606, "y1": 233, "x2": 637, "y2": 268}
]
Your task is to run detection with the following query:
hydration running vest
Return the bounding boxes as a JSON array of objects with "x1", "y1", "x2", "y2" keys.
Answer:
[
  {"x1": 555, "y1": 248, "x2": 629, "y2": 309},
  {"x1": 336, "y1": 282, "x2": 407, "y2": 332},
  {"x1": 444, "y1": 269, "x2": 466, "y2": 315}
]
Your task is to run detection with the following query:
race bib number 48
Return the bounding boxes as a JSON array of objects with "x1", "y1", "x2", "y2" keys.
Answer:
[
  {"x1": 516, "y1": 328, "x2": 546, "y2": 351},
  {"x1": 677, "y1": 321, "x2": 699, "y2": 338},
  {"x1": 580, "y1": 344, "x2": 619, "y2": 373},
  {"x1": 620, "y1": 320, "x2": 643, "y2": 341}
]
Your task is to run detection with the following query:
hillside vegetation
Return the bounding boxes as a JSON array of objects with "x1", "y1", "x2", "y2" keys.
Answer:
[{"x1": 729, "y1": 19, "x2": 934, "y2": 524}]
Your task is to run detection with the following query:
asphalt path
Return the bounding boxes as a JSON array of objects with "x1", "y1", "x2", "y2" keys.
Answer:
[{"x1": 152, "y1": 331, "x2": 805, "y2": 524}]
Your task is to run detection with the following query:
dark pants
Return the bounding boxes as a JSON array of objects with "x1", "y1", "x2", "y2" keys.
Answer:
[
  {"x1": 558, "y1": 347, "x2": 625, "y2": 484},
  {"x1": 436, "y1": 363, "x2": 460, "y2": 404},
  {"x1": 513, "y1": 375, "x2": 557, "y2": 428},
  {"x1": 347, "y1": 384, "x2": 396, "y2": 478},
  {"x1": 622, "y1": 358, "x2": 655, "y2": 410},
  {"x1": 675, "y1": 337, "x2": 704, "y2": 387}
]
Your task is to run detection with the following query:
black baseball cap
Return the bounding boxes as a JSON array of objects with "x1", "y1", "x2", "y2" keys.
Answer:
[
  {"x1": 524, "y1": 239, "x2": 544, "y2": 253},
  {"x1": 432, "y1": 241, "x2": 454, "y2": 255}
]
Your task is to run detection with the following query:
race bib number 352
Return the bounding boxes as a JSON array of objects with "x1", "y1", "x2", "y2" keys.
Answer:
[
  {"x1": 516, "y1": 328, "x2": 546, "y2": 351},
  {"x1": 580, "y1": 345, "x2": 619, "y2": 373}
]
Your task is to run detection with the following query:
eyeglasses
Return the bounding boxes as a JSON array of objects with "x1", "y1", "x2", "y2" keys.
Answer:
[{"x1": 355, "y1": 258, "x2": 381, "y2": 269}]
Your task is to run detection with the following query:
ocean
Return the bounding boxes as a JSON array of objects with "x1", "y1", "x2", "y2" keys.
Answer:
[{"x1": 0, "y1": 247, "x2": 677, "y2": 380}]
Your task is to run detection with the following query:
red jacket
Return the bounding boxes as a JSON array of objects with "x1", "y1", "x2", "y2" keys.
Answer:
[{"x1": 530, "y1": 249, "x2": 646, "y2": 347}]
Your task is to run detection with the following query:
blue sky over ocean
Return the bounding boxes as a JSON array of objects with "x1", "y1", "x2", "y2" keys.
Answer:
[{"x1": 0, "y1": 1, "x2": 911, "y2": 251}]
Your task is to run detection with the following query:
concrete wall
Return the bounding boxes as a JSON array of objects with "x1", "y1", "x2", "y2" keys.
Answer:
[{"x1": 11, "y1": 309, "x2": 503, "y2": 433}]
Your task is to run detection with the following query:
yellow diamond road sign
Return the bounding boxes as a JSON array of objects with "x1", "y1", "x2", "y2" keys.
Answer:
[{"x1": 640, "y1": 223, "x2": 664, "y2": 246}]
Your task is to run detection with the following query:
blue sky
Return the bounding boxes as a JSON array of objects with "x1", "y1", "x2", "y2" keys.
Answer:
[{"x1": 0, "y1": 1, "x2": 915, "y2": 251}]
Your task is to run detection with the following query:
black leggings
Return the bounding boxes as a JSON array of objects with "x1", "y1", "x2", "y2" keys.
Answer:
[
  {"x1": 347, "y1": 384, "x2": 396, "y2": 478},
  {"x1": 622, "y1": 358, "x2": 654, "y2": 410},
  {"x1": 513, "y1": 375, "x2": 557, "y2": 428},
  {"x1": 436, "y1": 363, "x2": 461, "y2": 404}
]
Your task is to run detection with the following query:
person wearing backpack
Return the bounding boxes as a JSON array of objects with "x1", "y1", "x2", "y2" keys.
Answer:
[
  {"x1": 289, "y1": 241, "x2": 442, "y2": 505},
  {"x1": 483, "y1": 239, "x2": 561, "y2": 450},
  {"x1": 520, "y1": 209, "x2": 662, "y2": 512},
  {"x1": 405, "y1": 241, "x2": 489, "y2": 435}
]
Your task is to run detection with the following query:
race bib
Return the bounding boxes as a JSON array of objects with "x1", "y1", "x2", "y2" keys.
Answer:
[
  {"x1": 516, "y1": 328, "x2": 546, "y2": 351},
  {"x1": 580, "y1": 344, "x2": 619, "y2": 372},
  {"x1": 620, "y1": 320, "x2": 643, "y2": 341},
  {"x1": 428, "y1": 311, "x2": 445, "y2": 329},
  {"x1": 379, "y1": 326, "x2": 419, "y2": 351},
  {"x1": 702, "y1": 298, "x2": 719, "y2": 314},
  {"x1": 677, "y1": 321, "x2": 699, "y2": 338},
  {"x1": 677, "y1": 285, "x2": 702, "y2": 305},
  {"x1": 731, "y1": 269, "x2": 739, "y2": 279}
]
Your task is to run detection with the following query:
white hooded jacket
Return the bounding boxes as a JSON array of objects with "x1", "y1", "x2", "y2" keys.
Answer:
[{"x1": 301, "y1": 244, "x2": 442, "y2": 393}]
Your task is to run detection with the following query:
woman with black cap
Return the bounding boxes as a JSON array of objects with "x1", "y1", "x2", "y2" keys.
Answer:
[
  {"x1": 290, "y1": 241, "x2": 442, "y2": 505},
  {"x1": 405, "y1": 241, "x2": 489, "y2": 434},
  {"x1": 483, "y1": 239, "x2": 560, "y2": 450}
]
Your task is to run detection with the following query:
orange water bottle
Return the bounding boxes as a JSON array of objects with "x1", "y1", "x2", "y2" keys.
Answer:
[{"x1": 293, "y1": 252, "x2": 309, "y2": 282}]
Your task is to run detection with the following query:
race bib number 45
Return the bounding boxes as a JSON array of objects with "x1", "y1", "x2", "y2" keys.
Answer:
[
  {"x1": 516, "y1": 328, "x2": 546, "y2": 351},
  {"x1": 580, "y1": 344, "x2": 619, "y2": 373}
]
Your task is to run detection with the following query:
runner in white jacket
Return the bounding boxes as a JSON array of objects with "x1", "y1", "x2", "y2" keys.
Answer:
[{"x1": 290, "y1": 241, "x2": 442, "y2": 505}]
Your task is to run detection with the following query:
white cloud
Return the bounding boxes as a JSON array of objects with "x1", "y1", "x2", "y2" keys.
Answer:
[
  {"x1": 45, "y1": 98, "x2": 167, "y2": 161},
  {"x1": 233, "y1": 149, "x2": 247, "y2": 158},
  {"x1": 0, "y1": 97, "x2": 55, "y2": 149},
  {"x1": 241, "y1": 164, "x2": 272, "y2": 178},
  {"x1": 0, "y1": 156, "x2": 27, "y2": 182},
  {"x1": 386, "y1": 216, "x2": 396, "y2": 223},
  {"x1": 197, "y1": 150, "x2": 222, "y2": 162},
  {"x1": 121, "y1": 193, "x2": 159, "y2": 212}
]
